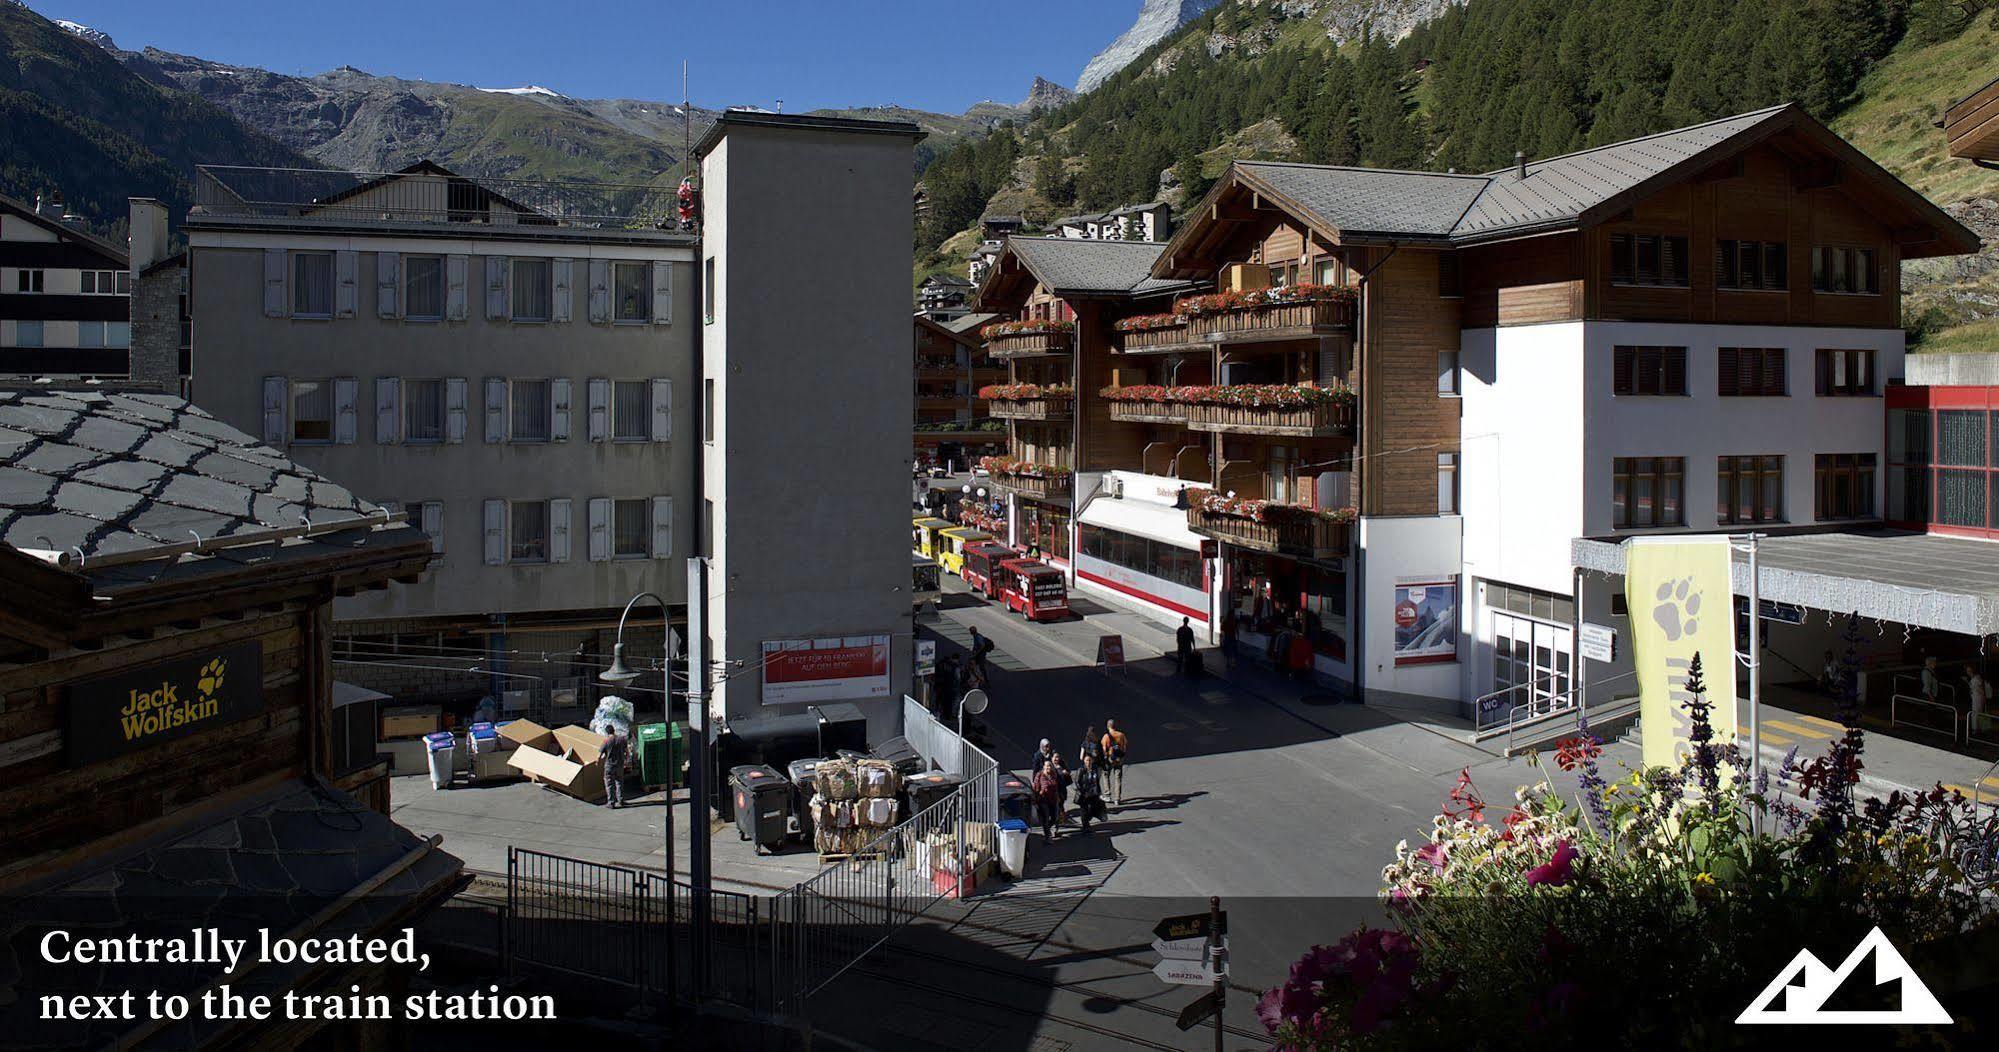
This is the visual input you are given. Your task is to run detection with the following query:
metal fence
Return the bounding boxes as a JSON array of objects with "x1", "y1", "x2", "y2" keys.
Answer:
[
  {"x1": 195, "y1": 165, "x2": 681, "y2": 231},
  {"x1": 768, "y1": 701, "x2": 1000, "y2": 1014},
  {"x1": 504, "y1": 847, "x2": 767, "y2": 1010}
]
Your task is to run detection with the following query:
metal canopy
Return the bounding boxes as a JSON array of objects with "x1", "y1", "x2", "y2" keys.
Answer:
[{"x1": 1572, "y1": 530, "x2": 1999, "y2": 638}]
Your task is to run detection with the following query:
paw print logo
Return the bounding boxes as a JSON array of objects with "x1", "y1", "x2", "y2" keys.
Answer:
[
  {"x1": 198, "y1": 657, "x2": 226, "y2": 698},
  {"x1": 1652, "y1": 578, "x2": 1701, "y2": 642}
]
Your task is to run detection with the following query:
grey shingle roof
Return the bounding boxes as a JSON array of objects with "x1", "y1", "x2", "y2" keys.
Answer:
[
  {"x1": 1234, "y1": 105, "x2": 1796, "y2": 244},
  {"x1": 0, "y1": 388, "x2": 387, "y2": 562},
  {"x1": 1005, "y1": 236, "x2": 1180, "y2": 294}
]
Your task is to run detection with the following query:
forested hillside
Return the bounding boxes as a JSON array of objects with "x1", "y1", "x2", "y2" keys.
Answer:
[{"x1": 917, "y1": 0, "x2": 1998, "y2": 345}]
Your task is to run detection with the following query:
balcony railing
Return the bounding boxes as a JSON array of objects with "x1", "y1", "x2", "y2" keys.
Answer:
[
  {"x1": 1186, "y1": 505, "x2": 1352, "y2": 559},
  {"x1": 989, "y1": 398, "x2": 1071, "y2": 421},
  {"x1": 984, "y1": 330, "x2": 1073, "y2": 359},
  {"x1": 1189, "y1": 298, "x2": 1356, "y2": 342},
  {"x1": 991, "y1": 472, "x2": 1071, "y2": 501},
  {"x1": 1116, "y1": 321, "x2": 1197, "y2": 354},
  {"x1": 1183, "y1": 400, "x2": 1354, "y2": 438},
  {"x1": 193, "y1": 165, "x2": 678, "y2": 230},
  {"x1": 1107, "y1": 400, "x2": 1188, "y2": 425}
]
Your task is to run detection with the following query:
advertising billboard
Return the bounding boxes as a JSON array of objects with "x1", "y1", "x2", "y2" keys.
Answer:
[{"x1": 761, "y1": 634, "x2": 892, "y2": 705}]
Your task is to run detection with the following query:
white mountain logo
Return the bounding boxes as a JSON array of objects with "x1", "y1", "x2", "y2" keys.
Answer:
[{"x1": 1737, "y1": 926, "x2": 1951, "y2": 1025}]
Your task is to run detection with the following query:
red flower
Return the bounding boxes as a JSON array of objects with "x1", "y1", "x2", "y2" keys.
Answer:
[
  {"x1": 1444, "y1": 768, "x2": 1485, "y2": 824},
  {"x1": 1113, "y1": 311, "x2": 1187, "y2": 333},
  {"x1": 1553, "y1": 735, "x2": 1602, "y2": 772},
  {"x1": 980, "y1": 318, "x2": 1075, "y2": 339},
  {"x1": 1524, "y1": 840, "x2": 1580, "y2": 887}
]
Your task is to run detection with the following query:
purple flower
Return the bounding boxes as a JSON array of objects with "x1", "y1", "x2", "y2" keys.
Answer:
[{"x1": 1524, "y1": 840, "x2": 1579, "y2": 887}]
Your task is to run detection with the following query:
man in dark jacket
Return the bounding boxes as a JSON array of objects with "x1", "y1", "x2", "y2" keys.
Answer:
[
  {"x1": 1176, "y1": 617, "x2": 1197, "y2": 677},
  {"x1": 1072, "y1": 753, "x2": 1107, "y2": 834},
  {"x1": 600, "y1": 729, "x2": 631, "y2": 809}
]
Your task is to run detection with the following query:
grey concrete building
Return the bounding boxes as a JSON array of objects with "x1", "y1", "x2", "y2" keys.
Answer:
[
  {"x1": 697, "y1": 113, "x2": 921, "y2": 737},
  {"x1": 179, "y1": 162, "x2": 697, "y2": 712}
]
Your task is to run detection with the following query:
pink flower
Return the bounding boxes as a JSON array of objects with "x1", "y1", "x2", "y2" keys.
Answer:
[
  {"x1": 1413, "y1": 842, "x2": 1446, "y2": 872},
  {"x1": 1524, "y1": 840, "x2": 1579, "y2": 887}
]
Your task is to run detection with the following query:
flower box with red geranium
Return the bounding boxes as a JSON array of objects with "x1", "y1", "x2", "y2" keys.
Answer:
[
  {"x1": 1099, "y1": 384, "x2": 1187, "y2": 424},
  {"x1": 1113, "y1": 312, "x2": 1194, "y2": 354},
  {"x1": 1168, "y1": 383, "x2": 1356, "y2": 437},
  {"x1": 1183, "y1": 487, "x2": 1355, "y2": 557},
  {"x1": 981, "y1": 318, "x2": 1075, "y2": 358},
  {"x1": 978, "y1": 456, "x2": 1072, "y2": 499},
  {"x1": 980, "y1": 383, "x2": 1074, "y2": 421},
  {"x1": 1175, "y1": 283, "x2": 1357, "y2": 339}
]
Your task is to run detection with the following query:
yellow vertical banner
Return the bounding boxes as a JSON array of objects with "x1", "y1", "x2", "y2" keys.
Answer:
[{"x1": 1625, "y1": 536, "x2": 1737, "y2": 770}]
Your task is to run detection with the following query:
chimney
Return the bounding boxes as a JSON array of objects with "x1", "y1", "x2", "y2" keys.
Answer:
[
  {"x1": 35, "y1": 192, "x2": 63, "y2": 221},
  {"x1": 128, "y1": 198, "x2": 168, "y2": 273},
  {"x1": 1515, "y1": 151, "x2": 1527, "y2": 180}
]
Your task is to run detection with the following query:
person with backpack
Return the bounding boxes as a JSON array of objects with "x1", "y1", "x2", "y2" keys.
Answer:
[
  {"x1": 1078, "y1": 724, "x2": 1105, "y2": 770},
  {"x1": 969, "y1": 626, "x2": 994, "y2": 682},
  {"x1": 1100, "y1": 720, "x2": 1129, "y2": 807}
]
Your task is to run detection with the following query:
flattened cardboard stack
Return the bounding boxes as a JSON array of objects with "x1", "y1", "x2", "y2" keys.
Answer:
[
  {"x1": 505, "y1": 720, "x2": 608, "y2": 803},
  {"x1": 808, "y1": 758, "x2": 902, "y2": 856}
]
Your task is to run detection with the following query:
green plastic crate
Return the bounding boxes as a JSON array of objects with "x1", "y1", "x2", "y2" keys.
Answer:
[{"x1": 638, "y1": 721, "x2": 687, "y2": 789}]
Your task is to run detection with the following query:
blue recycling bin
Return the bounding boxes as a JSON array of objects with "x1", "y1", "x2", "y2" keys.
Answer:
[{"x1": 424, "y1": 731, "x2": 455, "y2": 790}]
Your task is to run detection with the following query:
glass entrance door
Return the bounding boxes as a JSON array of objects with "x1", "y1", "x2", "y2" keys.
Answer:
[{"x1": 1492, "y1": 612, "x2": 1573, "y2": 716}]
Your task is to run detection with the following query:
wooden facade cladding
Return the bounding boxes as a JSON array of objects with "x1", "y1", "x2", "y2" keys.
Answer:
[
  {"x1": 1358, "y1": 246, "x2": 1462, "y2": 517},
  {"x1": 1945, "y1": 75, "x2": 1999, "y2": 162}
]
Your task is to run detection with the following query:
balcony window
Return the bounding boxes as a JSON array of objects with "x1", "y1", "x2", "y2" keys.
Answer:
[
  {"x1": 509, "y1": 501, "x2": 549, "y2": 563},
  {"x1": 292, "y1": 252, "x2": 333, "y2": 317},
  {"x1": 405, "y1": 256, "x2": 444, "y2": 320},
  {"x1": 1612, "y1": 457, "x2": 1684, "y2": 529},
  {"x1": 1718, "y1": 455, "x2": 1784, "y2": 525},
  {"x1": 511, "y1": 258, "x2": 552, "y2": 321},
  {"x1": 614, "y1": 262, "x2": 650, "y2": 322},
  {"x1": 291, "y1": 379, "x2": 333, "y2": 444},
  {"x1": 404, "y1": 379, "x2": 445, "y2": 444},
  {"x1": 510, "y1": 379, "x2": 552, "y2": 442}
]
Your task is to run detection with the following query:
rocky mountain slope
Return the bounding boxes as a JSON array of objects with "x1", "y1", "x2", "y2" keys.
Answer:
[{"x1": 1079, "y1": 0, "x2": 1221, "y2": 92}]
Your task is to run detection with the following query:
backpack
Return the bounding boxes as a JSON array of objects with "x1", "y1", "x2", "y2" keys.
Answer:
[{"x1": 1105, "y1": 736, "x2": 1126, "y2": 764}]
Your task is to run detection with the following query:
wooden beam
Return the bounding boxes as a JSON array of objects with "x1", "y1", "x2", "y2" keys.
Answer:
[{"x1": 1893, "y1": 224, "x2": 1939, "y2": 246}]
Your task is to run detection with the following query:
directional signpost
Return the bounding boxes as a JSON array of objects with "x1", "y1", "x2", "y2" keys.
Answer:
[{"x1": 1155, "y1": 899, "x2": 1229, "y2": 1051}]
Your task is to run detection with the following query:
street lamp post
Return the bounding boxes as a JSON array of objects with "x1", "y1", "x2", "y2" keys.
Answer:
[{"x1": 600, "y1": 590, "x2": 675, "y2": 1001}]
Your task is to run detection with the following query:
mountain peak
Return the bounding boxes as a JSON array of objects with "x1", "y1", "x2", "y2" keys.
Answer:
[
  {"x1": 1022, "y1": 76, "x2": 1077, "y2": 113},
  {"x1": 54, "y1": 17, "x2": 114, "y2": 50},
  {"x1": 1077, "y1": 0, "x2": 1220, "y2": 92}
]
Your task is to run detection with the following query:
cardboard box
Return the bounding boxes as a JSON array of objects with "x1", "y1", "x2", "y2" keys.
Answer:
[
  {"x1": 497, "y1": 719, "x2": 555, "y2": 754},
  {"x1": 381, "y1": 705, "x2": 443, "y2": 740},
  {"x1": 506, "y1": 724, "x2": 607, "y2": 802}
]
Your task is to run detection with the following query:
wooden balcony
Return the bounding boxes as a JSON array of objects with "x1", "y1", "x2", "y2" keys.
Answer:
[
  {"x1": 984, "y1": 330, "x2": 1073, "y2": 359},
  {"x1": 1946, "y1": 73, "x2": 1999, "y2": 161},
  {"x1": 1186, "y1": 505, "x2": 1351, "y2": 559},
  {"x1": 991, "y1": 472, "x2": 1071, "y2": 502},
  {"x1": 1189, "y1": 298, "x2": 1355, "y2": 343},
  {"x1": 1115, "y1": 322, "x2": 1199, "y2": 355},
  {"x1": 1182, "y1": 400, "x2": 1354, "y2": 438},
  {"x1": 989, "y1": 398, "x2": 1071, "y2": 422},
  {"x1": 1106, "y1": 400, "x2": 1187, "y2": 425}
]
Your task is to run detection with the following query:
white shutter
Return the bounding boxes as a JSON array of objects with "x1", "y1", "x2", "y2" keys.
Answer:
[
  {"x1": 261, "y1": 376, "x2": 288, "y2": 445},
  {"x1": 484, "y1": 377, "x2": 507, "y2": 443},
  {"x1": 377, "y1": 251, "x2": 400, "y2": 318},
  {"x1": 444, "y1": 378, "x2": 468, "y2": 443},
  {"x1": 650, "y1": 378, "x2": 672, "y2": 442},
  {"x1": 587, "y1": 260, "x2": 611, "y2": 323},
  {"x1": 587, "y1": 497, "x2": 611, "y2": 562},
  {"x1": 484, "y1": 256, "x2": 509, "y2": 320},
  {"x1": 650, "y1": 496, "x2": 673, "y2": 559},
  {"x1": 651, "y1": 261, "x2": 672, "y2": 325},
  {"x1": 483, "y1": 499, "x2": 505, "y2": 565},
  {"x1": 375, "y1": 377, "x2": 401, "y2": 444},
  {"x1": 421, "y1": 501, "x2": 444, "y2": 556},
  {"x1": 333, "y1": 377, "x2": 359, "y2": 444},
  {"x1": 552, "y1": 259, "x2": 573, "y2": 322},
  {"x1": 445, "y1": 254, "x2": 469, "y2": 321},
  {"x1": 549, "y1": 498, "x2": 572, "y2": 563},
  {"x1": 335, "y1": 250, "x2": 358, "y2": 318},
  {"x1": 263, "y1": 249, "x2": 287, "y2": 318},
  {"x1": 587, "y1": 378, "x2": 609, "y2": 443},
  {"x1": 550, "y1": 378, "x2": 573, "y2": 441}
]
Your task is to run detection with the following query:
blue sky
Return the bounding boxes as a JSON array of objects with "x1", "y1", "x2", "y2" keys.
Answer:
[{"x1": 33, "y1": 0, "x2": 1135, "y2": 113}]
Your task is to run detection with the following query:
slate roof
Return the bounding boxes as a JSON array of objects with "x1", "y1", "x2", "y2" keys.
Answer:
[
  {"x1": 944, "y1": 312, "x2": 1001, "y2": 334},
  {"x1": 0, "y1": 387, "x2": 389, "y2": 564},
  {"x1": 1231, "y1": 106, "x2": 1806, "y2": 245},
  {"x1": 0, "y1": 779, "x2": 464, "y2": 1051},
  {"x1": 1003, "y1": 236, "x2": 1186, "y2": 295}
]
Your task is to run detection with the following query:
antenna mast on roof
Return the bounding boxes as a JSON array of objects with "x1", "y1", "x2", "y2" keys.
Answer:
[{"x1": 683, "y1": 61, "x2": 691, "y2": 185}]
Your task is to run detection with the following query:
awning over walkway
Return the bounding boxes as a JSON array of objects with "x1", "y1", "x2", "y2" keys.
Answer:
[
  {"x1": 1572, "y1": 530, "x2": 1999, "y2": 637},
  {"x1": 1078, "y1": 493, "x2": 1205, "y2": 551}
]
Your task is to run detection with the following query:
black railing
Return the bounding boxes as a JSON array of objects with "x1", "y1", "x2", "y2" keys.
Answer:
[{"x1": 196, "y1": 166, "x2": 680, "y2": 231}]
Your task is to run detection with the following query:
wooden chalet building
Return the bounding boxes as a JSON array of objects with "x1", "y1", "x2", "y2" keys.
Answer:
[
  {"x1": 976, "y1": 103, "x2": 1978, "y2": 718},
  {"x1": 0, "y1": 386, "x2": 465, "y2": 1048},
  {"x1": 1944, "y1": 72, "x2": 1999, "y2": 164}
]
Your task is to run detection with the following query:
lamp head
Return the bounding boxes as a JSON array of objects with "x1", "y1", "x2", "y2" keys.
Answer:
[{"x1": 599, "y1": 642, "x2": 640, "y2": 684}]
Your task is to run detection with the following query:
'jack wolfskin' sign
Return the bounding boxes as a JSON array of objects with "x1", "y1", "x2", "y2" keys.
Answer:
[{"x1": 64, "y1": 640, "x2": 266, "y2": 766}]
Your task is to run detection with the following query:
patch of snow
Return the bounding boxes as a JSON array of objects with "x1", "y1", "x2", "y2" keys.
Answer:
[
  {"x1": 478, "y1": 85, "x2": 565, "y2": 98},
  {"x1": 54, "y1": 18, "x2": 116, "y2": 50}
]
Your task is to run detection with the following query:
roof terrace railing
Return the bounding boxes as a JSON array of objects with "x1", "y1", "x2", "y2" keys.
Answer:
[{"x1": 193, "y1": 165, "x2": 684, "y2": 231}]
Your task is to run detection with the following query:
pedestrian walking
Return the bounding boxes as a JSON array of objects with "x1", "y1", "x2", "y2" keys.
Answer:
[
  {"x1": 934, "y1": 653, "x2": 960, "y2": 717},
  {"x1": 1072, "y1": 753, "x2": 1107, "y2": 834},
  {"x1": 1175, "y1": 616, "x2": 1196, "y2": 677},
  {"x1": 1967, "y1": 667, "x2": 1991, "y2": 726},
  {"x1": 1078, "y1": 724, "x2": 1105, "y2": 769},
  {"x1": 969, "y1": 625, "x2": 994, "y2": 681},
  {"x1": 1101, "y1": 720, "x2": 1129, "y2": 806},
  {"x1": 1922, "y1": 655, "x2": 1942, "y2": 702},
  {"x1": 1028, "y1": 737, "x2": 1057, "y2": 778},
  {"x1": 600, "y1": 728, "x2": 631, "y2": 809},
  {"x1": 1220, "y1": 607, "x2": 1239, "y2": 670},
  {"x1": 1032, "y1": 757, "x2": 1064, "y2": 841}
]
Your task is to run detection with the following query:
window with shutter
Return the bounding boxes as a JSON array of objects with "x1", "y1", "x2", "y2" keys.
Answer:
[
  {"x1": 333, "y1": 378, "x2": 359, "y2": 444},
  {"x1": 551, "y1": 379, "x2": 572, "y2": 441},
  {"x1": 650, "y1": 378, "x2": 672, "y2": 441},
  {"x1": 484, "y1": 256, "x2": 509, "y2": 320},
  {"x1": 510, "y1": 379, "x2": 553, "y2": 442},
  {"x1": 376, "y1": 377, "x2": 402, "y2": 444},
  {"x1": 587, "y1": 260, "x2": 611, "y2": 323},
  {"x1": 551, "y1": 259, "x2": 573, "y2": 323},
  {"x1": 291, "y1": 379, "x2": 334, "y2": 443},
  {"x1": 1717, "y1": 240, "x2": 1787, "y2": 291},
  {"x1": 614, "y1": 263, "x2": 650, "y2": 322},
  {"x1": 335, "y1": 250, "x2": 358, "y2": 318},
  {"x1": 421, "y1": 501, "x2": 444, "y2": 556},
  {"x1": 612, "y1": 380, "x2": 648, "y2": 441},
  {"x1": 1661, "y1": 349, "x2": 1686, "y2": 396},
  {"x1": 292, "y1": 253, "x2": 334, "y2": 318},
  {"x1": 376, "y1": 251, "x2": 400, "y2": 319},
  {"x1": 484, "y1": 378, "x2": 506, "y2": 442},
  {"x1": 405, "y1": 256, "x2": 444, "y2": 320},
  {"x1": 261, "y1": 377, "x2": 288, "y2": 445},
  {"x1": 263, "y1": 249, "x2": 287, "y2": 318},
  {"x1": 1613, "y1": 347, "x2": 1634, "y2": 395},
  {"x1": 652, "y1": 496, "x2": 673, "y2": 559},
  {"x1": 587, "y1": 378, "x2": 610, "y2": 442},
  {"x1": 482, "y1": 500, "x2": 505, "y2": 565},
  {"x1": 511, "y1": 259, "x2": 552, "y2": 321},
  {"x1": 651, "y1": 261, "x2": 673, "y2": 325},
  {"x1": 549, "y1": 499, "x2": 572, "y2": 563},
  {"x1": 508, "y1": 500, "x2": 549, "y2": 563},
  {"x1": 614, "y1": 498, "x2": 649, "y2": 557},
  {"x1": 404, "y1": 379, "x2": 446, "y2": 443},
  {"x1": 587, "y1": 498, "x2": 611, "y2": 562},
  {"x1": 446, "y1": 254, "x2": 469, "y2": 321},
  {"x1": 445, "y1": 378, "x2": 468, "y2": 443}
]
